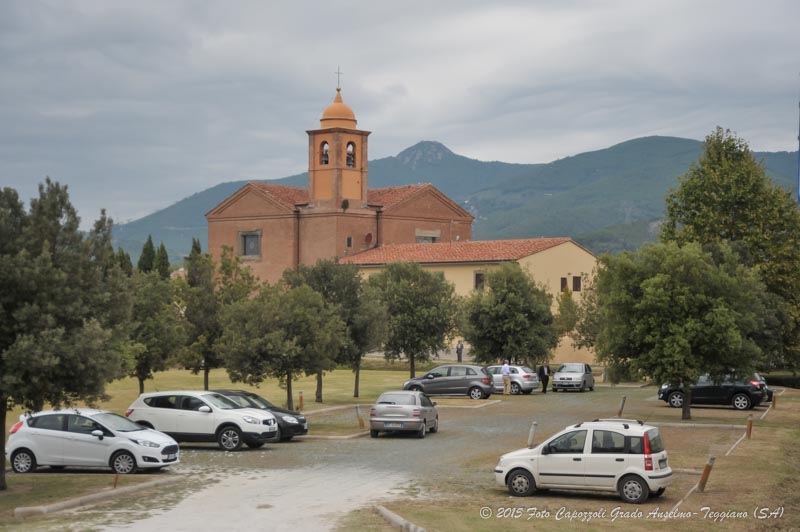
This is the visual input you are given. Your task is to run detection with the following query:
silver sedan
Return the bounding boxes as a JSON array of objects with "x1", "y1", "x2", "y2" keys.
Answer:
[{"x1": 369, "y1": 391, "x2": 438, "y2": 439}]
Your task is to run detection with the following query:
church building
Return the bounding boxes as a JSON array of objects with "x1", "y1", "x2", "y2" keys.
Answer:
[{"x1": 206, "y1": 87, "x2": 474, "y2": 283}]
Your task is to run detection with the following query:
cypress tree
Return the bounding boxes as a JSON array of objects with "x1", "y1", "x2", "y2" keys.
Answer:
[
  {"x1": 138, "y1": 235, "x2": 155, "y2": 273},
  {"x1": 155, "y1": 242, "x2": 170, "y2": 279}
]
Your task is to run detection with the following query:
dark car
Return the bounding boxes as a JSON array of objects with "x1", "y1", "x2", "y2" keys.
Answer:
[
  {"x1": 213, "y1": 390, "x2": 308, "y2": 441},
  {"x1": 658, "y1": 374, "x2": 767, "y2": 410},
  {"x1": 402, "y1": 364, "x2": 493, "y2": 400}
]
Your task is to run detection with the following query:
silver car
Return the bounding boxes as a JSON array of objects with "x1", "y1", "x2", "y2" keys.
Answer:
[
  {"x1": 486, "y1": 365, "x2": 540, "y2": 395},
  {"x1": 369, "y1": 391, "x2": 438, "y2": 439},
  {"x1": 552, "y1": 363, "x2": 595, "y2": 392}
]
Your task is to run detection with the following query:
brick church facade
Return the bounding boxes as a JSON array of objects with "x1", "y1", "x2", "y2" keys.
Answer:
[{"x1": 206, "y1": 87, "x2": 474, "y2": 283}]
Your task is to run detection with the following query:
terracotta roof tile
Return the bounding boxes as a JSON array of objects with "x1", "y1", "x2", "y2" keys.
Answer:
[
  {"x1": 367, "y1": 184, "x2": 430, "y2": 207},
  {"x1": 250, "y1": 183, "x2": 309, "y2": 208},
  {"x1": 340, "y1": 238, "x2": 574, "y2": 265}
]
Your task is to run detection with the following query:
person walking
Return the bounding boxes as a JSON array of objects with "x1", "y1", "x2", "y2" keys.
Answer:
[
  {"x1": 538, "y1": 361, "x2": 551, "y2": 394},
  {"x1": 456, "y1": 340, "x2": 464, "y2": 362},
  {"x1": 501, "y1": 359, "x2": 511, "y2": 395}
]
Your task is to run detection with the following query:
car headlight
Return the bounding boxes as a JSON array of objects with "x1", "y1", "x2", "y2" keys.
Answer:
[
  {"x1": 660, "y1": 383, "x2": 669, "y2": 389},
  {"x1": 130, "y1": 438, "x2": 160, "y2": 448},
  {"x1": 242, "y1": 416, "x2": 261, "y2": 424},
  {"x1": 281, "y1": 415, "x2": 299, "y2": 424}
]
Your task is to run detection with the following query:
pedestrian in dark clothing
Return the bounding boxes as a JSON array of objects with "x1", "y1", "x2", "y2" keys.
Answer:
[
  {"x1": 456, "y1": 341, "x2": 464, "y2": 362},
  {"x1": 538, "y1": 361, "x2": 551, "y2": 394}
]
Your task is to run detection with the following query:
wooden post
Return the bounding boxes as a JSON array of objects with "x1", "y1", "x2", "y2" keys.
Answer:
[
  {"x1": 113, "y1": 472, "x2": 120, "y2": 489},
  {"x1": 697, "y1": 455, "x2": 716, "y2": 493},
  {"x1": 617, "y1": 396, "x2": 627, "y2": 417},
  {"x1": 746, "y1": 415, "x2": 753, "y2": 439},
  {"x1": 772, "y1": 393, "x2": 777, "y2": 410},
  {"x1": 527, "y1": 420, "x2": 538, "y2": 449},
  {"x1": 356, "y1": 404, "x2": 365, "y2": 429},
  {"x1": 299, "y1": 391, "x2": 304, "y2": 412}
]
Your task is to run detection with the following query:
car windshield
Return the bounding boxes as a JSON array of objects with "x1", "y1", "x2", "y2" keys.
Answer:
[
  {"x1": 646, "y1": 428, "x2": 665, "y2": 453},
  {"x1": 244, "y1": 394, "x2": 274, "y2": 409},
  {"x1": 377, "y1": 393, "x2": 416, "y2": 405},
  {"x1": 557, "y1": 364, "x2": 583, "y2": 373},
  {"x1": 202, "y1": 393, "x2": 243, "y2": 410},
  {"x1": 93, "y1": 412, "x2": 145, "y2": 432}
]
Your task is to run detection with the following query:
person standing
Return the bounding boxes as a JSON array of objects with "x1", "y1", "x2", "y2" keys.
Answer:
[
  {"x1": 501, "y1": 359, "x2": 511, "y2": 395},
  {"x1": 538, "y1": 361, "x2": 551, "y2": 394},
  {"x1": 456, "y1": 340, "x2": 464, "y2": 362}
]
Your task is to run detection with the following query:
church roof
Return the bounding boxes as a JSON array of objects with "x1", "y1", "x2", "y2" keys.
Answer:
[
  {"x1": 246, "y1": 182, "x2": 437, "y2": 211},
  {"x1": 340, "y1": 238, "x2": 575, "y2": 265}
]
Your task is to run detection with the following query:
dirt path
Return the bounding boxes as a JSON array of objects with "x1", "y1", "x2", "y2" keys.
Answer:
[{"x1": 105, "y1": 466, "x2": 407, "y2": 531}]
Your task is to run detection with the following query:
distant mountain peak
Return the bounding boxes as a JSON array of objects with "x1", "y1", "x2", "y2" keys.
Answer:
[{"x1": 396, "y1": 141, "x2": 455, "y2": 168}]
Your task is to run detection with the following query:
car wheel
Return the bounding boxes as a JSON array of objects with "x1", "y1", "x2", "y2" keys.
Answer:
[
  {"x1": 417, "y1": 423, "x2": 426, "y2": 439},
  {"x1": 667, "y1": 391, "x2": 684, "y2": 408},
  {"x1": 430, "y1": 417, "x2": 439, "y2": 433},
  {"x1": 409, "y1": 385, "x2": 423, "y2": 392},
  {"x1": 580, "y1": 382, "x2": 586, "y2": 392},
  {"x1": 274, "y1": 426, "x2": 283, "y2": 442},
  {"x1": 510, "y1": 382, "x2": 521, "y2": 395},
  {"x1": 618, "y1": 474, "x2": 649, "y2": 504},
  {"x1": 217, "y1": 425, "x2": 243, "y2": 451},
  {"x1": 11, "y1": 449, "x2": 37, "y2": 473},
  {"x1": 507, "y1": 468, "x2": 536, "y2": 497},
  {"x1": 651, "y1": 487, "x2": 666, "y2": 498},
  {"x1": 732, "y1": 393, "x2": 752, "y2": 410},
  {"x1": 246, "y1": 441, "x2": 265, "y2": 449},
  {"x1": 468, "y1": 387, "x2": 485, "y2": 400},
  {"x1": 370, "y1": 430, "x2": 379, "y2": 438},
  {"x1": 111, "y1": 451, "x2": 137, "y2": 474}
]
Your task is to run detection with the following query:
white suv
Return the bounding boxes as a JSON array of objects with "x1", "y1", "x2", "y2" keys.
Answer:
[
  {"x1": 494, "y1": 419, "x2": 672, "y2": 503},
  {"x1": 125, "y1": 391, "x2": 278, "y2": 451}
]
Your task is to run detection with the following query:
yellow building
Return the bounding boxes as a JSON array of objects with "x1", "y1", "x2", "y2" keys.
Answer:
[{"x1": 340, "y1": 237, "x2": 598, "y2": 364}]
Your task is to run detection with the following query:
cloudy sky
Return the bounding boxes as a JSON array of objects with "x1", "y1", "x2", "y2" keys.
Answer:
[{"x1": 2, "y1": 1, "x2": 798, "y2": 227}]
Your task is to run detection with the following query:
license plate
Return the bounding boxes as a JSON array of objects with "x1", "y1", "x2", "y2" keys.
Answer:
[
  {"x1": 385, "y1": 422, "x2": 402, "y2": 429},
  {"x1": 659, "y1": 458, "x2": 667, "y2": 468},
  {"x1": 167, "y1": 454, "x2": 176, "y2": 460}
]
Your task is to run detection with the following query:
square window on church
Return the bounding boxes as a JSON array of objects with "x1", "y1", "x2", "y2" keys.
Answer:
[
  {"x1": 416, "y1": 236, "x2": 438, "y2": 243},
  {"x1": 474, "y1": 271, "x2": 486, "y2": 290},
  {"x1": 572, "y1": 276, "x2": 582, "y2": 292},
  {"x1": 239, "y1": 232, "x2": 261, "y2": 258},
  {"x1": 561, "y1": 277, "x2": 568, "y2": 292},
  {"x1": 346, "y1": 236, "x2": 353, "y2": 248}
]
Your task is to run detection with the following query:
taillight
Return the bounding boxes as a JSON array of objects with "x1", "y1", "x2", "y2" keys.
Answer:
[
  {"x1": 370, "y1": 407, "x2": 376, "y2": 418},
  {"x1": 522, "y1": 374, "x2": 532, "y2": 379},
  {"x1": 644, "y1": 433, "x2": 653, "y2": 470},
  {"x1": 749, "y1": 380, "x2": 760, "y2": 388},
  {"x1": 412, "y1": 409, "x2": 421, "y2": 417},
  {"x1": 10, "y1": 421, "x2": 23, "y2": 434},
  {"x1": 124, "y1": 409, "x2": 133, "y2": 418},
  {"x1": 482, "y1": 377, "x2": 490, "y2": 385}
]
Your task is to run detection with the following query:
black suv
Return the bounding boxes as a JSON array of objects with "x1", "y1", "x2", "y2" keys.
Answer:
[
  {"x1": 658, "y1": 374, "x2": 768, "y2": 410},
  {"x1": 213, "y1": 390, "x2": 308, "y2": 441}
]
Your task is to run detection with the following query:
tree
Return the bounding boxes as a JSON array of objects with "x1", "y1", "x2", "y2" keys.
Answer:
[
  {"x1": 180, "y1": 245, "x2": 256, "y2": 389},
  {"x1": 593, "y1": 241, "x2": 771, "y2": 419},
  {"x1": 0, "y1": 180, "x2": 132, "y2": 491},
  {"x1": 116, "y1": 247, "x2": 133, "y2": 276},
  {"x1": 283, "y1": 260, "x2": 386, "y2": 399},
  {"x1": 553, "y1": 287, "x2": 578, "y2": 337},
  {"x1": 217, "y1": 284, "x2": 345, "y2": 410},
  {"x1": 155, "y1": 242, "x2": 170, "y2": 280},
  {"x1": 368, "y1": 262, "x2": 458, "y2": 378},
  {"x1": 661, "y1": 127, "x2": 800, "y2": 370},
  {"x1": 137, "y1": 235, "x2": 155, "y2": 273},
  {"x1": 461, "y1": 263, "x2": 557, "y2": 367},
  {"x1": 129, "y1": 272, "x2": 186, "y2": 393}
]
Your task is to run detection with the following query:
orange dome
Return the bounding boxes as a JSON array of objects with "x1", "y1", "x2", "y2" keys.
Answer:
[{"x1": 320, "y1": 88, "x2": 357, "y2": 128}]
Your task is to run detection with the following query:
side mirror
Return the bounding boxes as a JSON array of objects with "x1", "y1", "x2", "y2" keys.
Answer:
[
  {"x1": 91, "y1": 429, "x2": 104, "y2": 440},
  {"x1": 426, "y1": 374, "x2": 435, "y2": 380},
  {"x1": 198, "y1": 406, "x2": 211, "y2": 413},
  {"x1": 432, "y1": 402, "x2": 438, "y2": 407}
]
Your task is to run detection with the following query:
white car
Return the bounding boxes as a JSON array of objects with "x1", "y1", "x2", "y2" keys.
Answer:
[
  {"x1": 125, "y1": 390, "x2": 278, "y2": 451},
  {"x1": 6, "y1": 409, "x2": 179, "y2": 474},
  {"x1": 494, "y1": 419, "x2": 672, "y2": 503}
]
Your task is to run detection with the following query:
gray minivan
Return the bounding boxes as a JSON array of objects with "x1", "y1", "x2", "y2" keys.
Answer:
[{"x1": 402, "y1": 364, "x2": 494, "y2": 399}]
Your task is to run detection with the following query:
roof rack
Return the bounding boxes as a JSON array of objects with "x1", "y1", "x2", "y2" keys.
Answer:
[{"x1": 591, "y1": 418, "x2": 644, "y2": 429}]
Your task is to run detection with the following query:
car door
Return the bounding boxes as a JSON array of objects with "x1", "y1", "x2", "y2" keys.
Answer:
[
  {"x1": 584, "y1": 429, "x2": 627, "y2": 488},
  {"x1": 27, "y1": 414, "x2": 68, "y2": 465},
  {"x1": 584, "y1": 365, "x2": 595, "y2": 389},
  {"x1": 423, "y1": 367, "x2": 451, "y2": 394},
  {"x1": 62, "y1": 414, "x2": 113, "y2": 466},
  {"x1": 487, "y1": 366, "x2": 503, "y2": 391},
  {"x1": 691, "y1": 375, "x2": 714, "y2": 404},
  {"x1": 536, "y1": 429, "x2": 587, "y2": 487},
  {"x1": 177, "y1": 395, "x2": 217, "y2": 436},
  {"x1": 419, "y1": 394, "x2": 434, "y2": 428}
]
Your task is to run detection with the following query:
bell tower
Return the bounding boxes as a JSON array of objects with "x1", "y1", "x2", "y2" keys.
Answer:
[{"x1": 307, "y1": 86, "x2": 370, "y2": 209}]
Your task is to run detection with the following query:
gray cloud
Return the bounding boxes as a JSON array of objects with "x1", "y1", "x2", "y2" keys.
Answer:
[{"x1": 1, "y1": 0, "x2": 797, "y2": 226}]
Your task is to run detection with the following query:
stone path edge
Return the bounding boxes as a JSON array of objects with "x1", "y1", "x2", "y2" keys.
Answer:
[{"x1": 375, "y1": 504, "x2": 427, "y2": 532}]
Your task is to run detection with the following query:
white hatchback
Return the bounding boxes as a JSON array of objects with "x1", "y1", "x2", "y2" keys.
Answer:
[
  {"x1": 495, "y1": 419, "x2": 672, "y2": 503},
  {"x1": 6, "y1": 409, "x2": 179, "y2": 474}
]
